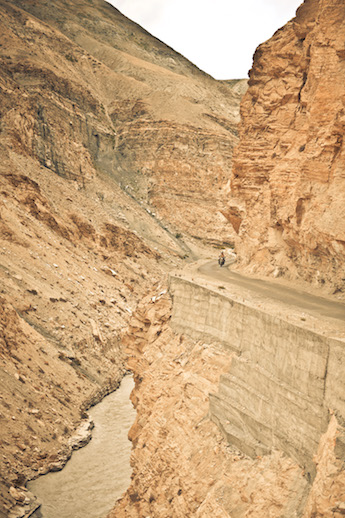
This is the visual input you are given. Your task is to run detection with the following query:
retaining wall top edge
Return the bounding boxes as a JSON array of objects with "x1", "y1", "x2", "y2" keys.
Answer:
[{"x1": 168, "y1": 274, "x2": 345, "y2": 346}]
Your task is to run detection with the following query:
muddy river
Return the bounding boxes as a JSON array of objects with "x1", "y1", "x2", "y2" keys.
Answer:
[{"x1": 28, "y1": 375, "x2": 135, "y2": 518}]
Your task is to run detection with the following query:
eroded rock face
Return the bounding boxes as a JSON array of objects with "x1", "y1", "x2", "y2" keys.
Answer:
[
  {"x1": 112, "y1": 289, "x2": 343, "y2": 518},
  {"x1": 111, "y1": 292, "x2": 304, "y2": 517},
  {"x1": 168, "y1": 274, "x2": 345, "y2": 506},
  {"x1": 228, "y1": 0, "x2": 345, "y2": 293},
  {"x1": 1, "y1": 0, "x2": 246, "y2": 246}
]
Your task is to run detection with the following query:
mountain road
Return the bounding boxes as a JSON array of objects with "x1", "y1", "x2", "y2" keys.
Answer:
[{"x1": 197, "y1": 261, "x2": 345, "y2": 323}]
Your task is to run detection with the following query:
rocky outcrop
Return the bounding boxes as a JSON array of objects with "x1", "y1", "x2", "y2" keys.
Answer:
[
  {"x1": 227, "y1": 0, "x2": 345, "y2": 293},
  {"x1": 112, "y1": 278, "x2": 345, "y2": 517},
  {"x1": 111, "y1": 290, "x2": 309, "y2": 518}
]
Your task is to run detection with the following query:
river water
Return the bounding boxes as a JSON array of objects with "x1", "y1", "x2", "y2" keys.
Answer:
[{"x1": 28, "y1": 375, "x2": 135, "y2": 518}]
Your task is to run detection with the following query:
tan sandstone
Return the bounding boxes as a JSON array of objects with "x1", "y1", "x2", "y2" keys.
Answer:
[
  {"x1": 111, "y1": 291, "x2": 307, "y2": 518},
  {"x1": 226, "y1": 0, "x2": 345, "y2": 295}
]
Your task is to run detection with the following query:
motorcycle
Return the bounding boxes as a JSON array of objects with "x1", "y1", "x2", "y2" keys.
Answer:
[{"x1": 218, "y1": 256, "x2": 225, "y2": 267}]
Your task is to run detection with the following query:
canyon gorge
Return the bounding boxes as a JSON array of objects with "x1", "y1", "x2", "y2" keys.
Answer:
[{"x1": 0, "y1": 0, "x2": 344, "y2": 517}]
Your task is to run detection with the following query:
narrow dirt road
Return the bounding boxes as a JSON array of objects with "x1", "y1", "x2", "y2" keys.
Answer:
[{"x1": 198, "y1": 261, "x2": 345, "y2": 323}]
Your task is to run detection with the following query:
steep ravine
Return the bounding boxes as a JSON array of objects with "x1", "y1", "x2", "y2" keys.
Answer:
[
  {"x1": 2, "y1": 0, "x2": 345, "y2": 516},
  {"x1": 0, "y1": 0, "x2": 246, "y2": 514}
]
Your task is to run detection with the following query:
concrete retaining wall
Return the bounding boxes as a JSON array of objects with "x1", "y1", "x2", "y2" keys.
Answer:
[{"x1": 169, "y1": 275, "x2": 345, "y2": 478}]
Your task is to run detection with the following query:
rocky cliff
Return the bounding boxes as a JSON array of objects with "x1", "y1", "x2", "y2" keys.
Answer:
[
  {"x1": 0, "y1": 0, "x2": 245, "y2": 514},
  {"x1": 170, "y1": 275, "x2": 345, "y2": 480},
  {"x1": 226, "y1": 0, "x2": 345, "y2": 294},
  {"x1": 112, "y1": 291, "x2": 307, "y2": 518},
  {"x1": 112, "y1": 280, "x2": 345, "y2": 517}
]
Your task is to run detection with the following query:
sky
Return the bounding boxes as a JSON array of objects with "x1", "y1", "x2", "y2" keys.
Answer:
[{"x1": 107, "y1": 0, "x2": 303, "y2": 79}]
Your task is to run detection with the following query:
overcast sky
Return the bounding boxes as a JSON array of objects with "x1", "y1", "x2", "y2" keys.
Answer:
[{"x1": 107, "y1": 0, "x2": 303, "y2": 79}]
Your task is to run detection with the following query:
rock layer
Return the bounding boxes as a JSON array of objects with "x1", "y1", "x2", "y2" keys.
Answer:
[
  {"x1": 227, "y1": 0, "x2": 345, "y2": 293},
  {"x1": 3, "y1": 0, "x2": 246, "y2": 245}
]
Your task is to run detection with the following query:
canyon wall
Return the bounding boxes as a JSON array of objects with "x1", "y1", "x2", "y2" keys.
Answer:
[
  {"x1": 113, "y1": 281, "x2": 345, "y2": 517},
  {"x1": 226, "y1": 0, "x2": 345, "y2": 292},
  {"x1": 113, "y1": 291, "x2": 309, "y2": 518},
  {"x1": 4, "y1": 0, "x2": 247, "y2": 245}
]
